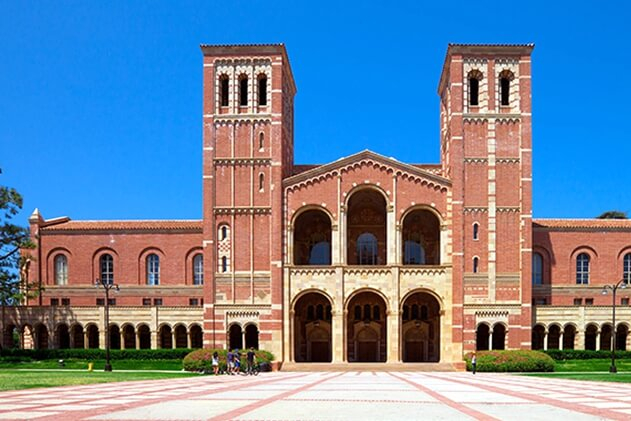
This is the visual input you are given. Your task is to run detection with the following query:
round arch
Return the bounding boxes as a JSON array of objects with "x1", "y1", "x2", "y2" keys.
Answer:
[
  {"x1": 345, "y1": 187, "x2": 389, "y2": 266},
  {"x1": 401, "y1": 289, "x2": 441, "y2": 362},
  {"x1": 476, "y1": 322, "x2": 491, "y2": 351},
  {"x1": 345, "y1": 287, "x2": 391, "y2": 314},
  {"x1": 293, "y1": 290, "x2": 333, "y2": 362},
  {"x1": 292, "y1": 207, "x2": 333, "y2": 266},
  {"x1": 399, "y1": 204, "x2": 444, "y2": 226},
  {"x1": 346, "y1": 289, "x2": 388, "y2": 362}
]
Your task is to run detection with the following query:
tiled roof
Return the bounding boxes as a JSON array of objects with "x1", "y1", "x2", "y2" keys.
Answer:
[
  {"x1": 533, "y1": 219, "x2": 631, "y2": 230},
  {"x1": 40, "y1": 220, "x2": 202, "y2": 232}
]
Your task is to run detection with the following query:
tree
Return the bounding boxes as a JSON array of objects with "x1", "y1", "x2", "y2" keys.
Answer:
[
  {"x1": 1, "y1": 169, "x2": 36, "y2": 348},
  {"x1": 596, "y1": 211, "x2": 628, "y2": 219}
]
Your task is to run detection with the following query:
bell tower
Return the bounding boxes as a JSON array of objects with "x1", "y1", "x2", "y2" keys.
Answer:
[
  {"x1": 439, "y1": 44, "x2": 534, "y2": 353},
  {"x1": 200, "y1": 44, "x2": 296, "y2": 356}
]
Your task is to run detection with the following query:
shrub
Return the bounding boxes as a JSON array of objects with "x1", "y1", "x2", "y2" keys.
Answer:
[
  {"x1": 544, "y1": 349, "x2": 631, "y2": 361},
  {"x1": 0, "y1": 348, "x2": 193, "y2": 361},
  {"x1": 182, "y1": 349, "x2": 274, "y2": 372},
  {"x1": 464, "y1": 350, "x2": 554, "y2": 372}
]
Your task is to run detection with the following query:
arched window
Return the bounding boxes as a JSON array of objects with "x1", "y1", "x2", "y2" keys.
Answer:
[
  {"x1": 221, "y1": 256, "x2": 228, "y2": 273},
  {"x1": 220, "y1": 75, "x2": 229, "y2": 107},
  {"x1": 193, "y1": 254, "x2": 203, "y2": 285},
  {"x1": 147, "y1": 254, "x2": 160, "y2": 285},
  {"x1": 307, "y1": 305, "x2": 314, "y2": 320},
  {"x1": 316, "y1": 304, "x2": 324, "y2": 320},
  {"x1": 473, "y1": 257, "x2": 479, "y2": 274},
  {"x1": 363, "y1": 304, "x2": 371, "y2": 321},
  {"x1": 354, "y1": 305, "x2": 361, "y2": 321},
  {"x1": 357, "y1": 233, "x2": 378, "y2": 265},
  {"x1": 468, "y1": 70, "x2": 483, "y2": 106},
  {"x1": 100, "y1": 254, "x2": 114, "y2": 285},
  {"x1": 532, "y1": 253, "x2": 543, "y2": 285},
  {"x1": 54, "y1": 254, "x2": 68, "y2": 285},
  {"x1": 499, "y1": 71, "x2": 513, "y2": 106},
  {"x1": 258, "y1": 74, "x2": 267, "y2": 106},
  {"x1": 220, "y1": 225, "x2": 228, "y2": 241},
  {"x1": 576, "y1": 253, "x2": 590, "y2": 284},
  {"x1": 259, "y1": 173, "x2": 265, "y2": 192},
  {"x1": 411, "y1": 304, "x2": 419, "y2": 320},
  {"x1": 402, "y1": 209, "x2": 440, "y2": 265},
  {"x1": 239, "y1": 75, "x2": 248, "y2": 106},
  {"x1": 473, "y1": 223, "x2": 479, "y2": 240},
  {"x1": 259, "y1": 132, "x2": 264, "y2": 150},
  {"x1": 373, "y1": 305, "x2": 380, "y2": 321},
  {"x1": 624, "y1": 253, "x2": 631, "y2": 284}
]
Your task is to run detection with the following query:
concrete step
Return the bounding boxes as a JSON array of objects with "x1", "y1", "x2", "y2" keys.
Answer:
[{"x1": 281, "y1": 362, "x2": 463, "y2": 372}]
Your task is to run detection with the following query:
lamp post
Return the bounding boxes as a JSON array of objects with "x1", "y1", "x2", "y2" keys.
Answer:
[
  {"x1": 95, "y1": 278, "x2": 119, "y2": 372},
  {"x1": 601, "y1": 279, "x2": 626, "y2": 374}
]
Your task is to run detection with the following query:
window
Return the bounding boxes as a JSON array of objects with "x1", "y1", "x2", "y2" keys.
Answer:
[
  {"x1": 61, "y1": 298, "x2": 70, "y2": 306},
  {"x1": 239, "y1": 75, "x2": 248, "y2": 106},
  {"x1": 189, "y1": 298, "x2": 200, "y2": 306},
  {"x1": 576, "y1": 253, "x2": 590, "y2": 284},
  {"x1": 193, "y1": 254, "x2": 203, "y2": 285},
  {"x1": 473, "y1": 257, "x2": 479, "y2": 273},
  {"x1": 142, "y1": 298, "x2": 151, "y2": 306},
  {"x1": 50, "y1": 298, "x2": 59, "y2": 306},
  {"x1": 96, "y1": 298, "x2": 105, "y2": 306},
  {"x1": 573, "y1": 298, "x2": 583, "y2": 306},
  {"x1": 54, "y1": 254, "x2": 68, "y2": 285},
  {"x1": 259, "y1": 132, "x2": 264, "y2": 150},
  {"x1": 146, "y1": 254, "x2": 160, "y2": 285},
  {"x1": 100, "y1": 254, "x2": 114, "y2": 285},
  {"x1": 585, "y1": 298, "x2": 594, "y2": 305},
  {"x1": 534, "y1": 298, "x2": 547, "y2": 305},
  {"x1": 354, "y1": 305, "x2": 361, "y2": 320},
  {"x1": 403, "y1": 240, "x2": 425, "y2": 265},
  {"x1": 411, "y1": 304, "x2": 419, "y2": 320},
  {"x1": 373, "y1": 305, "x2": 380, "y2": 321},
  {"x1": 221, "y1": 256, "x2": 228, "y2": 273},
  {"x1": 499, "y1": 71, "x2": 513, "y2": 106},
  {"x1": 624, "y1": 253, "x2": 631, "y2": 284},
  {"x1": 420, "y1": 305, "x2": 428, "y2": 320},
  {"x1": 108, "y1": 298, "x2": 116, "y2": 306},
  {"x1": 153, "y1": 298, "x2": 163, "y2": 306},
  {"x1": 259, "y1": 173, "x2": 265, "y2": 191},
  {"x1": 532, "y1": 253, "x2": 543, "y2": 285},
  {"x1": 220, "y1": 225, "x2": 228, "y2": 240},
  {"x1": 316, "y1": 304, "x2": 324, "y2": 320},
  {"x1": 622, "y1": 298, "x2": 629, "y2": 306},
  {"x1": 258, "y1": 74, "x2": 267, "y2": 105},
  {"x1": 473, "y1": 223, "x2": 479, "y2": 240},
  {"x1": 220, "y1": 75, "x2": 229, "y2": 107},
  {"x1": 469, "y1": 78, "x2": 479, "y2": 105},
  {"x1": 357, "y1": 233, "x2": 378, "y2": 265},
  {"x1": 307, "y1": 305, "x2": 314, "y2": 320}
]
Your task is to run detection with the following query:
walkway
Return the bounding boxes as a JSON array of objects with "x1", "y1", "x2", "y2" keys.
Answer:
[{"x1": 1, "y1": 371, "x2": 631, "y2": 420}]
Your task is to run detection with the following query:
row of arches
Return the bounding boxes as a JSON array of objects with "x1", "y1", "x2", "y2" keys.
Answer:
[
  {"x1": 532, "y1": 323, "x2": 630, "y2": 351},
  {"x1": 2, "y1": 323, "x2": 203, "y2": 350},
  {"x1": 293, "y1": 190, "x2": 441, "y2": 266},
  {"x1": 292, "y1": 289, "x2": 441, "y2": 363}
]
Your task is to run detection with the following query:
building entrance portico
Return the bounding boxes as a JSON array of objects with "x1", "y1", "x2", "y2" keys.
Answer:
[
  {"x1": 346, "y1": 290, "x2": 387, "y2": 362},
  {"x1": 401, "y1": 291, "x2": 441, "y2": 362}
]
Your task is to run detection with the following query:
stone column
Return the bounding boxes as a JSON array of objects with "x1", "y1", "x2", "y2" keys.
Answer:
[
  {"x1": 84, "y1": 331, "x2": 89, "y2": 349},
  {"x1": 387, "y1": 205, "x2": 396, "y2": 265},
  {"x1": 136, "y1": 332, "x2": 140, "y2": 350},
  {"x1": 171, "y1": 331, "x2": 176, "y2": 349},
  {"x1": 342, "y1": 310, "x2": 348, "y2": 362},
  {"x1": 488, "y1": 330, "x2": 493, "y2": 350},
  {"x1": 596, "y1": 331, "x2": 601, "y2": 351},
  {"x1": 543, "y1": 330, "x2": 548, "y2": 350},
  {"x1": 331, "y1": 225, "x2": 340, "y2": 265},
  {"x1": 120, "y1": 331, "x2": 125, "y2": 349},
  {"x1": 242, "y1": 330, "x2": 246, "y2": 349},
  {"x1": 151, "y1": 330, "x2": 158, "y2": 349},
  {"x1": 187, "y1": 331, "x2": 192, "y2": 349},
  {"x1": 387, "y1": 310, "x2": 400, "y2": 362},
  {"x1": 559, "y1": 332, "x2": 564, "y2": 350},
  {"x1": 576, "y1": 329, "x2": 584, "y2": 350},
  {"x1": 332, "y1": 311, "x2": 344, "y2": 363},
  {"x1": 288, "y1": 310, "x2": 295, "y2": 362}
]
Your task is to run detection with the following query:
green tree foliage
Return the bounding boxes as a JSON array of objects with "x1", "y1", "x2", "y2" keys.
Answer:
[
  {"x1": 0, "y1": 169, "x2": 35, "y2": 306},
  {"x1": 596, "y1": 210, "x2": 628, "y2": 219}
]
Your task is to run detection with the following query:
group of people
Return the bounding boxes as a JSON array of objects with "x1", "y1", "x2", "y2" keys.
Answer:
[{"x1": 210, "y1": 347, "x2": 257, "y2": 375}]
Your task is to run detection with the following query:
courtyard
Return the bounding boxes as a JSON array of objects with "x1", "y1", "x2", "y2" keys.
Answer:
[{"x1": 1, "y1": 371, "x2": 631, "y2": 420}]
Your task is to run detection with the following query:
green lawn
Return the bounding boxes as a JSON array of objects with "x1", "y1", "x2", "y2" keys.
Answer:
[
  {"x1": 0, "y1": 369, "x2": 197, "y2": 391},
  {"x1": 524, "y1": 358, "x2": 631, "y2": 383},
  {"x1": 553, "y1": 359, "x2": 631, "y2": 372},
  {"x1": 0, "y1": 359, "x2": 183, "y2": 371}
]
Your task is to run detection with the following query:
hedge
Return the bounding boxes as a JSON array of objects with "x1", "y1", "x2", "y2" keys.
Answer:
[
  {"x1": 544, "y1": 349, "x2": 631, "y2": 361},
  {"x1": 182, "y1": 349, "x2": 274, "y2": 373},
  {"x1": 464, "y1": 350, "x2": 555, "y2": 372},
  {"x1": 0, "y1": 348, "x2": 193, "y2": 361}
]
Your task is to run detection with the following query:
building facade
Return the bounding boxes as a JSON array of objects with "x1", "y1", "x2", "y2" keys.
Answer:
[{"x1": 4, "y1": 44, "x2": 631, "y2": 366}]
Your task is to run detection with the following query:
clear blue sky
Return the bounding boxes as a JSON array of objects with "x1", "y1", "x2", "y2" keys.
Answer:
[{"x1": 1, "y1": 1, "x2": 630, "y2": 223}]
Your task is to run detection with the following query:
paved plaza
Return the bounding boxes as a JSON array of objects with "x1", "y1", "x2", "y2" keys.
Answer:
[{"x1": 1, "y1": 372, "x2": 631, "y2": 420}]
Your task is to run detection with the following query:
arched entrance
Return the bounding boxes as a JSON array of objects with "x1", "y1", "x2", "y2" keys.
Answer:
[
  {"x1": 531, "y1": 324, "x2": 545, "y2": 350},
  {"x1": 137, "y1": 324, "x2": 151, "y2": 349},
  {"x1": 174, "y1": 325, "x2": 187, "y2": 348},
  {"x1": 71, "y1": 324, "x2": 84, "y2": 349},
  {"x1": 34, "y1": 324, "x2": 49, "y2": 349},
  {"x1": 563, "y1": 325, "x2": 576, "y2": 350},
  {"x1": 56, "y1": 324, "x2": 70, "y2": 349},
  {"x1": 245, "y1": 324, "x2": 259, "y2": 349},
  {"x1": 617, "y1": 324, "x2": 628, "y2": 351},
  {"x1": 293, "y1": 291, "x2": 332, "y2": 362},
  {"x1": 401, "y1": 291, "x2": 440, "y2": 362},
  {"x1": 347, "y1": 189, "x2": 387, "y2": 265},
  {"x1": 492, "y1": 323, "x2": 506, "y2": 350},
  {"x1": 601, "y1": 324, "x2": 613, "y2": 351},
  {"x1": 347, "y1": 290, "x2": 387, "y2": 362},
  {"x1": 585, "y1": 324, "x2": 598, "y2": 350},
  {"x1": 3, "y1": 324, "x2": 17, "y2": 348},
  {"x1": 109, "y1": 324, "x2": 121, "y2": 350},
  {"x1": 122, "y1": 324, "x2": 135, "y2": 349},
  {"x1": 228, "y1": 324, "x2": 243, "y2": 350},
  {"x1": 476, "y1": 323, "x2": 490, "y2": 351},
  {"x1": 159, "y1": 325, "x2": 172, "y2": 349},
  {"x1": 190, "y1": 324, "x2": 203, "y2": 348},
  {"x1": 547, "y1": 325, "x2": 561, "y2": 350},
  {"x1": 86, "y1": 324, "x2": 99, "y2": 349}
]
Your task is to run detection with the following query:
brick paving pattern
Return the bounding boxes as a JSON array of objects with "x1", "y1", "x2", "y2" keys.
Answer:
[{"x1": 0, "y1": 372, "x2": 630, "y2": 420}]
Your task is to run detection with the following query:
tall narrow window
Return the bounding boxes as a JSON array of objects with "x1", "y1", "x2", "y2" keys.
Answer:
[
  {"x1": 259, "y1": 173, "x2": 265, "y2": 191},
  {"x1": 100, "y1": 254, "x2": 114, "y2": 285},
  {"x1": 239, "y1": 76, "x2": 248, "y2": 106},
  {"x1": 259, "y1": 132, "x2": 264, "y2": 150},
  {"x1": 193, "y1": 254, "x2": 203, "y2": 285},
  {"x1": 624, "y1": 253, "x2": 631, "y2": 284},
  {"x1": 221, "y1": 256, "x2": 228, "y2": 273},
  {"x1": 220, "y1": 225, "x2": 228, "y2": 240},
  {"x1": 147, "y1": 254, "x2": 160, "y2": 285},
  {"x1": 258, "y1": 74, "x2": 267, "y2": 105},
  {"x1": 576, "y1": 253, "x2": 590, "y2": 284},
  {"x1": 532, "y1": 253, "x2": 543, "y2": 285},
  {"x1": 54, "y1": 255, "x2": 68, "y2": 285},
  {"x1": 473, "y1": 257, "x2": 479, "y2": 273},
  {"x1": 469, "y1": 78, "x2": 479, "y2": 106},
  {"x1": 220, "y1": 76, "x2": 229, "y2": 107},
  {"x1": 357, "y1": 232, "x2": 378, "y2": 265},
  {"x1": 473, "y1": 223, "x2": 479, "y2": 240},
  {"x1": 500, "y1": 77, "x2": 510, "y2": 106}
]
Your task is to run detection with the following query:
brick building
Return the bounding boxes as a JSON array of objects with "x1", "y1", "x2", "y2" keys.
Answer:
[{"x1": 4, "y1": 43, "x2": 631, "y2": 365}]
